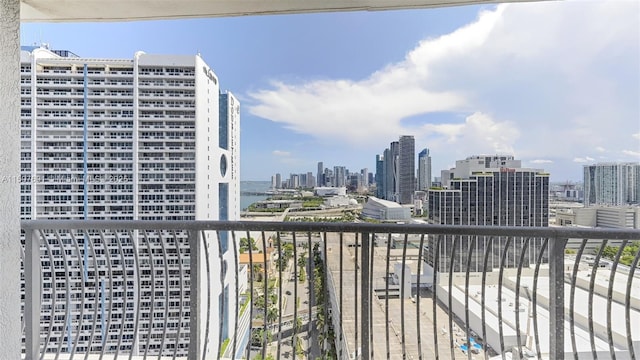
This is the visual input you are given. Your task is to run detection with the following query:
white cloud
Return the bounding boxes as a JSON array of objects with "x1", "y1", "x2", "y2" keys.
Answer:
[
  {"x1": 272, "y1": 150, "x2": 291, "y2": 157},
  {"x1": 418, "y1": 112, "x2": 519, "y2": 159},
  {"x1": 248, "y1": 1, "x2": 638, "y2": 177},
  {"x1": 573, "y1": 156, "x2": 595, "y2": 163},
  {"x1": 622, "y1": 150, "x2": 640, "y2": 157},
  {"x1": 633, "y1": 133, "x2": 640, "y2": 140},
  {"x1": 530, "y1": 159, "x2": 553, "y2": 164},
  {"x1": 595, "y1": 146, "x2": 606, "y2": 153}
]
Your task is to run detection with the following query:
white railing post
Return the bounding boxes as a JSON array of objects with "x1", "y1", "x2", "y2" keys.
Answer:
[{"x1": 0, "y1": 0, "x2": 21, "y2": 357}]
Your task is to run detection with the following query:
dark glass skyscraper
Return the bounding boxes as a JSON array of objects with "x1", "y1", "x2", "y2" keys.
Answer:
[{"x1": 427, "y1": 156, "x2": 549, "y2": 272}]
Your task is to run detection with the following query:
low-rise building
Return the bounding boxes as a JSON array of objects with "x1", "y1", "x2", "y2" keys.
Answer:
[
  {"x1": 315, "y1": 186, "x2": 347, "y2": 197},
  {"x1": 362, "y1": 196, "x2": 411, "y2": 221}
]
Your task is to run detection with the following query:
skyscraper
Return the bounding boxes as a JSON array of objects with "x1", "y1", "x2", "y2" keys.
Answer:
[
  {"x1": 19, "y1": 47, "x2": 240, "y2": 356},
  {"x1": 583, "y1": 163, "x2": 640, "y2": 206},
  {"x1": 317, "y1": 161, "x2": 324, "y2": 187},
  {"x1": 361, "y1": 167, "x2": 369, "y2": 187},
  {"x1": 375, "y1": 155, "x2": 384, "y2": 198},
  {"x1": 383, "y1": 142, "x2": 399, "y2": 201},
  {"x1": 427, "y1": 155, "x2": 549, "y2": 271},
  {"x1": 398, "y1": 135, "x2": 415, "y2": 204},
  {"x1": 417, "y1": 148, "x2": 432, "y2": 191},
  {"x1": 334, "y1": 166, "x2": 346, "y2": 187},
  {"x1": 275, "y1": 173, "x2": 282, "y2": 189}
]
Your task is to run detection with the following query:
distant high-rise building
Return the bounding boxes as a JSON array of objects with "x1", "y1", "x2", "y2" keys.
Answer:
[
  {"x1": 583, "y1": 163, "x2": 640, "y2": 206},
  {"x1": 19, "y1": 47, "x2": 241, "y2": 356},
  {"x1": 317, "y1": 161, "x2": 324, "y2": 187},
  {"x1": 306, "y1": 172, "x2": 315, "y2": 188},
  {"x1": 428, "y1": 155, "x2": 549, "y2": 272},
  {"x1": 290, "y1": 174, "x2": 300, "y2": 188},
  {"x1": 417, "y1": 148, "x2": 432, "y2": 191},
  {"x1": 275, "y1": 173, "x2": 282, "y2": 189},
  {"x1": 398, "y1": 135, "x2": 415, "y2": 204},
  {"x1": 324, "y1": 168, "x2": 333, "y2": 187},
  {"x1": 334, "y1": 166, "x2": 346, "y2": 187},
  {"x1": 361, "y1": 168, "x2": 369, "y2": 187},
  {"x1": 383, "y1": 142, "x2": 399, "y2": 201},
  {"x1": 375, "y1": 155, "x2": 384, "y2": 198}
]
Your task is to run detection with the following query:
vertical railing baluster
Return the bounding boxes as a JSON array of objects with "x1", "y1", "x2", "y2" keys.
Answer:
[
  {"x1": 24, "y1": 227, "x2": 41, "y2": 360},
  {"x1": 307, "y1": 231, "x2": 313, "y2": 358},
  {"x1": 464, "y1": 235, "x2": 476, "y2": 360},
  {"x1": 276, "y1": 232, "x2": 283, "y2": 360},
  {"x1": 322, "y1": 232, "x2": 330, "y2": 357},
  {"x1": 72, "y1": 230, "x2": 87, "y2": 359},
  {"x1": 172, "y1": 230, "x2": 186, "y2": 360},
  {"x1": 368, "y1": 232, "x2": 374, "y2": 359},
  {"x1": 448, "y1": 235, "x2": 458, "y2": 360},
  {"x1": 245, "y1": 230, "x2": 253, "y2": 360},
  {"x1": 625, "y1": 242, "x2": 640, "y2": 359},
  {"x1": 157, "y1": 230, "x2": 171, "y2": 359},
  {"x1": 432, "y1": 234, "x2": 440, "y2": 360},
  {"x1": 514, "y1": 237, "x2": 531, "y2": 359},
  {"x1": 401, "y1": 233, "x2": 408, "y2": 358},
  {"x1": 607, "y1": 239, "x2": 626, "y2": 360},
  {"x1": 98, "y1": 230, "x2": 114, "y2": 360},
  {"x1": 361, "y1": 232, "x2": 370, "y2": 360},
  {"x1": 497, "y1": 236, "x2": 513, "y2": 356},
  {"x1": 532, "y1": 238, "x2": 548, "y2": 360},
  {"x1": 339, "y1": 232, "x2": 344, "y2": 360},
  {"x1": 589, "y1": 239, "x2": 606, "y2": 360},
  {"x1": 548, "y1": 236, "x2": 567, "y2": 360},
  {"x1": 354, "y1": 232, "x2": 359, "y2": 360},
  {"x1": 201, "y1": 230, "x2": 212, "y2": 360},
  {"x1": 292, "y1": 231, "x2": 298, "y2": 360},
  {"x1": 416, "y1": 233, "x2": 425, "y2": 360},
  {"x1": 215, "y1": 230, "x2": 224, "y2": 360},
  {"x1": 569, "y1": 239, "x2": 588, "y2": 360},
  {"x1": 481, "y1": 236, "x2": 493, "y2": 360},
  {"x1": 187, "y1": 230, "x2": 201, "y2": 360},
  {"x1": 128, "y1": 229, "x2": 142, "y2": 360},
  {"x1": 262, "y1": 231, "x2": 269, "y2": 360},
  {"x1": 41, "y1": 231, "x2": 58, "y2": 359},
  {"x1": 384, "y1": 233, "x2": 391, "y2": 360}
]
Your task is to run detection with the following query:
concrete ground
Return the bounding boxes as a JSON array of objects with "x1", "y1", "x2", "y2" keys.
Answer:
[{"x1": 325, "y1": 232, "x2": 485, "y2": 359}]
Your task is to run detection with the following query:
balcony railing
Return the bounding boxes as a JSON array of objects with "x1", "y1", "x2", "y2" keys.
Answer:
[{"x1": 20, "y1": 220, "x2": 640, "y2": 360}]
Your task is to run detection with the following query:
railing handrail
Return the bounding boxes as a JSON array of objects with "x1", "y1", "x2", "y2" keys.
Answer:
[{"x1": 21, "y1": 219, "x2": 640, "y2": 240}]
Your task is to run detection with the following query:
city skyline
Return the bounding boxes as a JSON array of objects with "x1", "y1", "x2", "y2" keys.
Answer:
[{"x1": 21, "y1": 0, "x2": 639, "y2": 181}]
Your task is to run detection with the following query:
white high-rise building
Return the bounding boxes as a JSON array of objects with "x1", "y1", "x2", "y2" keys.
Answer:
[
  {"x1": 19, "y1": 47, "x2": 241, "y2": 357},
  {"x1": 417, "y1": 148, "x2": 431, "y2": 191},
  {"x1": 583, "y1": 163, "x2": 640, "y2": 206}
]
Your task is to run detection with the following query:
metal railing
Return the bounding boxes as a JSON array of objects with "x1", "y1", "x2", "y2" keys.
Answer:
[{"x1": 20, "y1": 220, "x2": 640, "y2": 360}]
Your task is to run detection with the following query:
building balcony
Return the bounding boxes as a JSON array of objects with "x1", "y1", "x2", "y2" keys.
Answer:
[{"x1": 20, "y1": 220, "x2": 640, "y2": 359}]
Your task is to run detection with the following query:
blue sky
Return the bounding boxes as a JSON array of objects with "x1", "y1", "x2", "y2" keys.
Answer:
[{"x1": 22, "y1": 1, "x2": 639, "y2": 182}]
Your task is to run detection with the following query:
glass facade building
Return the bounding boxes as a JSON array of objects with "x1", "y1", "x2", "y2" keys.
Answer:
[{"x1": 428, "y1": 157, "x2": 549, "y2": 272}]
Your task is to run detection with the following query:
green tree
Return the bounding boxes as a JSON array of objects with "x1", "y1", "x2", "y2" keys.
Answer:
[
  {"x1": 299, "y1": 267, "x2": 306, "y2": 282},
  {"x1": 240, "y1": 237, "x2": 258, "y2": 254},
  {"x1": 298, "y1": 255, "x2": 307, "y2": 269}
]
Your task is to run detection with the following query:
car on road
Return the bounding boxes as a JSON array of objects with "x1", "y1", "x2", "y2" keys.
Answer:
[{"x1": 285, "y1": 290, "x2": 292, "y2": 295}]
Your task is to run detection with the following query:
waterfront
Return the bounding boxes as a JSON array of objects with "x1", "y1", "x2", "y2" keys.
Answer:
[{"x1": 240, "y1": 180, "x2": 272, "y2": 211}]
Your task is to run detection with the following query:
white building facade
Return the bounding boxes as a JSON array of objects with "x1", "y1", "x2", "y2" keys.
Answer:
[
  {"x1": 583, "y1": 162, "x2": 640, "y2": 206},
  {"x1": 19, "y1": 47, "x2": 240, "y2": 357}
]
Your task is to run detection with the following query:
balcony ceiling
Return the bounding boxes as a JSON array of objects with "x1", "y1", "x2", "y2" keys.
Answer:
[{"x1": 21, "y1": 0, "x2": 539, "y2": 22}]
